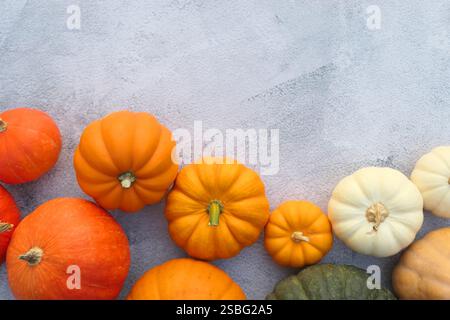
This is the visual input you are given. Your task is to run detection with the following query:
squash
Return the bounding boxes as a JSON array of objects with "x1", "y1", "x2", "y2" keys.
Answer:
[
  {"x1": 264, "y1": 200, "x2": 332, "y2": 268},
  {"x1": 127, "y1": 258, "x2": 246, "y2": 300},
  {"x1": 0, "y1": 185, "x2": 20, "y2": 263},
  {"x1": 165, "y1": 158, "x2": 270, "y2": 260},
  {"x1": 73, "y1": 111, "x2": 178, "y2": 212},
  {"x1": 6, "y1": 198, "x2": 130, "y2": 300},
  {"x1": 267, "y1": 264, "x2": 396, "y2": 300},
  {"x1": 411, "y1": 146, "x2": 450, "y2": 218},
  {"x1": 0, "y1": 108, "x2": 62, "y2": 184},
  {"x1": 392, "y1": 227, "x2": 450, "y2": 299},
  {"x1": 328, "y1": 167, "x2": 423, "y2": 257}
]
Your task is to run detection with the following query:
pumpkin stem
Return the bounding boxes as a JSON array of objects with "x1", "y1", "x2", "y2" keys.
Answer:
[
  {"x1": 118, "y1": 171, "x2": 136, "y2": 189},
  {"x1": 291, "y1": 231, "x2": 310, "y2": 242},
  {"x1": 366, "y1": 202, "x2": 389, "y2": 232},
  {"x1": 19, "y1": 247, "x2": 44, "y2": 266},
  {"x1": 0, "y1": 222, "x2": 13, "y2": 233},
  {"x1": 0, "y1": 118, "x2": 7, "y2": 133},
  {"x1": 207, "y1": 200, "x2": 223, "y2": 227}
]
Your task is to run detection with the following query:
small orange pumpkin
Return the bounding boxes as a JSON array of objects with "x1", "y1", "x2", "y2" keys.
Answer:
[
  {"x1": 74, "y1": 111, "x2": 178, "y2": 212},
  {"x1": 127, "y1": 258, "x2": 246, "y2": 300},
  {"x1": 264, "y1": 200, "x2": 333, "y2": 268},
  {"x1": 0, "y1": 108, "x2": 62, "y2": 184},
  {"x1": 165, "y1": 158, "x2": 270, "y2": 260},
  {"x1": 7, "y1": 198, "x2": 130, "y2": 300},
  {"x1": 0, "y1": 185, "x2": 20, "y2": 263}
]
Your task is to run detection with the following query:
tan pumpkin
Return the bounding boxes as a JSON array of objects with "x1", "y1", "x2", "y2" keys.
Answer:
[{"x1": 392, "y1": 227, "x2": 450, "y2": 299}]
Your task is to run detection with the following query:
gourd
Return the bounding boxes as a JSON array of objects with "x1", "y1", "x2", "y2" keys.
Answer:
[
  {"x1": 264, "y1": 200, "x2": 333, "y2": 268},
  {"x1": 392, "y1": 227, "x2": 450, "y2": 299},
  {"x1": 328, "y1": 167, "x2": 423, "y2": 257},
  {"x1": 0, "y1": 185, "x2": 20, "y2": 263},
  {"x1": 73, "y1": 111, "x2": 178, "y2": 212},
  {"x1": 127, "y1": 258, "x2": 246, "y2": 300},
  {"x1": 165, "y1": 158, "x2": 270, "y2": 260},
  {"x1": 267, "y1": 264, "x2": 396, "y2": 300},
  {"x1": 6, "y1": 198, "x2": 130, "y2": 300},
  {"x1": 411, "y1": 146, "x2": 450, "y2": 218},
  {"x1": 0, "y1": 108, "x2": 62, "y2": 184}
]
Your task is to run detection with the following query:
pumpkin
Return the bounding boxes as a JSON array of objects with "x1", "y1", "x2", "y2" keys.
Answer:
[
  {"x1": 0, "y1": 108, "x2": 62, "y2": 184},
  {"x1": 73, "y1": 111, "x2": 178, "y2": 212},
  {"x1": 267, "y1": 264, "x2": 396, "y2": 300},
  {"x1": 0, "y1": 185, "x2": 20, "y2": 263},
  {"x1": 328, "y1": 167, "x2": 423, "y2": 257},
  {"x1": 411, "y1": 146, "x2": 450, "y2": 218},
  {"x1": 6, "y1": 198, "x2": 130, "y2": 300},
  {"x1": 127, "y1": 258, "x2": 246, "y2": 300},
  {"x1": 264, "y1": 200, "x2": 333, "y2": 268},
  {"x1": 165, "y1": 158, "x2": 270, "y2": 260},
  {"x1": 392, "y1": 227, "x2": 450, "y2": 299}
]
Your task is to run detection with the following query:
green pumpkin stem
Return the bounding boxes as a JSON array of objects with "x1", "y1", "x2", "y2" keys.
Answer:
[
  {"x1": 0, "y1": 118, "x2": 7, "y2": 133},
  {"x1": 0, "y1": 222, "x2": 13, "y2": 233},
  {"x1": 19, "y1": 247, "x2": 44, "y2": 266},
  {"x1": 207, "y1": 200, "x2": 223, "y2": 227}
]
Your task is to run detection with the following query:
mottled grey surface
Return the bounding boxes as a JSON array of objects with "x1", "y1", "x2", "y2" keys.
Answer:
[{"x1": 1, "y1": 0, "x2": 450, "y2": 300}]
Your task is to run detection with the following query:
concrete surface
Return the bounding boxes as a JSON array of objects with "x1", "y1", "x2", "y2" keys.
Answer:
[{"x1": 1, "y1": 0, "x2": 450, "y2": 299}]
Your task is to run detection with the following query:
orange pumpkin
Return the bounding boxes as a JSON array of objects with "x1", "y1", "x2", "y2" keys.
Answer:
[
  {"x1": 127, "y1": 258, "x2": 246, "y2": 300},
  {"x1": 6, "y1": 198, "x2": 130, "y2": 300},
  {"x1": 264, "y1": 200, "x2": 333, "y2": 268},
  {"x1": 0, "y1": 108, "x2": 62, "y2": 184},
  {"x1": 73, "y1": 111, "x2": 178, "y2": 212},
  {"x1": 0, "y1": 185, "x2": 20, "y2": 263},
  {"x1": 165, "y1": 158, "x2": 270, "y2": 260}
]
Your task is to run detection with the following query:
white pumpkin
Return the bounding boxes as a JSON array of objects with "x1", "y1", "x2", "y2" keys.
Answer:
[
  {"x1": 411, "y1": 146, "x2": 450, "y2": 218},
  {"x1": 328, "y1": 167, "x2": 423, "y2": 257}
]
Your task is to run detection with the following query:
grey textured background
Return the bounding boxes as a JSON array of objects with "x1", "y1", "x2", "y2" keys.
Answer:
[{"x1": 1, "y1": 0, "x2": 450, "y2": 300}]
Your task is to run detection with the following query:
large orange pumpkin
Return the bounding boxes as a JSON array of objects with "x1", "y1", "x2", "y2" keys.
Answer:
[
  {"x1": 264, "y1": 200, "x2": 333, "y2": 268},
  {"x1": 127, "y1": 258, "x2": 246, "y2": 300},
  {"x1": 165, "y1": 158, "x2": 270, "y2": 260},
  {"x1": 73, "y1": 111, "x2": 178, "y2": 212},
  {"x1": 0, "y1": 185, "x2": 20, "y2": 263},
  {"x1": 0, "y1": 108, "x2": 62, "y2": 184},
  {"x1": 6, "y1": 198, "x2": 130, "y2": 300}
]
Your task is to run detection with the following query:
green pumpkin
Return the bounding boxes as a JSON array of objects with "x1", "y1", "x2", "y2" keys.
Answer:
[{"x1": 267, "y1": 264, "x2": 396, "y2": 300}]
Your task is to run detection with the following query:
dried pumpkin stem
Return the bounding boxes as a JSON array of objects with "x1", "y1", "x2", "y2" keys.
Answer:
[
  {"x1": 19, "y1": 247, "x2": 44, "y2": 266},
  {"x1": 207, "y1": 200, "x2": 223, "y2": 227},
  {"x1": 366, "y1": 202, "x2": 389, "y2": 232},
  {"x1": 118, "y1": 171, "x2": 136, "y2": 189},
  {"x1": 0, "y1": 118, "x2": 7, "y2": 133},
  {"x1": 291, "y1": 231, "x2": 310, "y2": 243},
  {"x1": 0, "y1": 222, "x2": 13, "y2": 233}
]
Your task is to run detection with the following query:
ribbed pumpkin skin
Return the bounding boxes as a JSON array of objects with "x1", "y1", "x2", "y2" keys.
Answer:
[
  {"x1": 74, "y1": 111, "x2": 178, "y2": 212},
  {"x1": 393, "y1": 227, "x2": 450, "y2": 299},
  {"x1": 0, "y1": 186, "x2": 20, "y2": 263},
  {"x1": 0, "y1": 108, "x2": 61, "y2": 184},
  {"x1": 267, "y1": 264, "x2": 396, "y2": 300},
  {"x1": 127, "y1": 258, "x2": 246, "y2": 300},
  {"x1": 165, "y1": 159, "x2": 270, "y2": 260},
  {"x1": 264, "y1": 201, "x2": 332, "y2": 268},
  {"x1": 6, "y1": 198, "x2": 130, "y2": 300}
]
